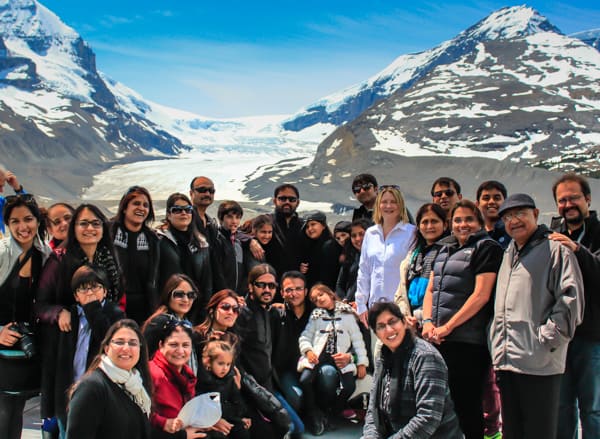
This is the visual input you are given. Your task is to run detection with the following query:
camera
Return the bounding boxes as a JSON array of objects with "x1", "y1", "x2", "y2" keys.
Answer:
[{"x1": 9, "y1": 322, "x2": 36, "y2": 358}]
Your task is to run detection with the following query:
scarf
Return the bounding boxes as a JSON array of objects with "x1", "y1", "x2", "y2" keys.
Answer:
[
  {"x1": 99, "y1": 354, "x2": 151, "y2": 416},
  {"x1": 113, "y1": 226, "x2": 150, "y2": 251},
  {"x1": 90, "y1": 245, "x2": 122, "y2": 302}
]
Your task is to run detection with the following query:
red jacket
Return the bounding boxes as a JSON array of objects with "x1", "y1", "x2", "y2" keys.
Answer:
[{"x1": 149, "y1": 350, "x2": 196, "y2": 429}]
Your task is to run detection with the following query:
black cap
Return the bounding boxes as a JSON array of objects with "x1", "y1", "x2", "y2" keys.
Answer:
[
  {"x1": 334, "y1": 220, "x2": 351, "y2": 234},
  {"x1": 302, "y1": 211, "x2": 327, "y2": 229},
  {"x1": 497, "y1": 193, "x2": 536, "y2": 218}
]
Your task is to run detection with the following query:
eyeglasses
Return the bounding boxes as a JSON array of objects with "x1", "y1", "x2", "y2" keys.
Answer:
[
  {"x1": 379, "y1": 185, "x2": 400, "y2": 191},
  {"x1": 432, "y1": 189, "x2": 456, "y2": 198},
  {"x1": 352, "y1": 183, "x2": 374, "y2": 194},
  {"x1": 49, "y1": 213, "x2": 73, "y2": 226},
  {"x1": 375, "y1": 316, "x2": 403, "y2": 332},
  {"x1": 168, "y1": 205, "x2": 193, "y2": 215},
  {"x1": 501, "y1": 209, "x2": 530, "y2": 223},
  {"x1": 557, "y1": 194, "x2": 583, "y2": 206},
  {"x1": 283, "y1": 286, "x2": 305, "y2": 294},
  {"x1": 218, "y1": 303, "x2": 241, "y2": 313},
  {"x1": 5, "y1": 193, "x2": 36, "y2": 205},
  {"x1": 193, "y1": 186, "x2": 216, "y2": 194},
  {"x1": 276, "y1": 196, "x2": 298, "y2": 203},
  {"x1": 171, "y1": 290, "x2": 197, "y2": 300},
  {"x1": 76, "y1": 219, "x2": 103, "y2": 229},
  {"x1": 253, "y1": 281, "x2": 278, "y2": 290},
  {"x1": 75, "y1": 283, "x2": 104, "y2": 294},
  {"x1": 110, "y1": 339, "x2": 141, "y2": 348}
]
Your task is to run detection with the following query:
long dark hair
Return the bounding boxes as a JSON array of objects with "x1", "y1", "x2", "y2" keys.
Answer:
[
  {"x1": 70, "y1": 319, "x2": 152, "y2": 398},
  {"x1": 143, "y1": 273, "x2": 199, "y2": 328},
  {"x1": 3, "y1": 193, "x2": 45, "y2": 238},
  {"x1": 165, "y1": 193, "x2": 206, "y2": 247},
  {"x1": 65, "y1": 204, "x2": 113, "y2": 254},
  {"x1": 195, "y1": 289, "x2": 240, "y2": 338},
  {"x1": 414, "y1": 203, "x2": 447, "y2": 248}
]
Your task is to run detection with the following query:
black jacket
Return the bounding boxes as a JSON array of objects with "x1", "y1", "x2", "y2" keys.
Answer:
[
  {"x1": 158, "y1": 229, "x2": 212, "y2": 323},
  {"x1": 213, "y1": 228, "x2": 253, "y2": 294},
  {"x1": 268, "y1": 212, "x2": 304, "y2": 277},
  {"x1": 272, "y1": 302, "x2": 313, "y2": 375},
  {"x1": 196, "y1": 366, "x2": 248, "y2": 424},
  {"x1": 67, "y1": 369, "x2": 151, "y2": 439},
  {"x1": 551, "y1": 211, "x2": 600, "y2": 341},
  {"x1": 336, "y1": 248, "x2": 360, "y2": 302},
  {"x1": 299, "y1": 233, "x2": 341, "y2": 290}
]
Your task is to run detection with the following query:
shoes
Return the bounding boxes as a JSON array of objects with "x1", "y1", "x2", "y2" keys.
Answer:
[
  {"x1": 341, "y1": 409, "x2": 360, "y2": 424},
  {"x1": 484, "y1": 432, "x2": 502, "y2": 439},
  {"x1": 306, "y1": 410, "x2": 325, "y2": 436}
]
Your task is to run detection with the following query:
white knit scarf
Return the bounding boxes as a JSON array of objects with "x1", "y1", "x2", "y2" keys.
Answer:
[{"x1": 99, "y1": 354, "x2": 151, "y2": 416}]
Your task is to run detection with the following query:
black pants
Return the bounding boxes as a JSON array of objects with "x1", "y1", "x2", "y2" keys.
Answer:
[
  {"x1": 300, "y1": 364, "x2": 356, "y2": 414},
  {"x1": 437, "y1": 341, "x2": 490, "y2": 439},
  {"x1": 0, "y1": 393, "x2": 27, "y2": 439},
  {"x1": 496, "y1": 371, "x2": 562, "y2": 439}
]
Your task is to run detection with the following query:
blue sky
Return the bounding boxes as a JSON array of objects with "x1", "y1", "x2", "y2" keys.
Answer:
[{"x1": 41, "y1": 0, "x2": 600, "y2": 118}]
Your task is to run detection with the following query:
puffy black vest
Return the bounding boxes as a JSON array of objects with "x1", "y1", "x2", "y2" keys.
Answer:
[{"x1": 432, "y1": 230, "x2": 496, "y2": 345}]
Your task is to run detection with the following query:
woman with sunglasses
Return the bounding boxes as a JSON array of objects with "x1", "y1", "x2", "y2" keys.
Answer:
[
  {"x1": 66, "y1": 319, "x2": 152, "y2": 439},
  {"x1": 158, "y1": 193, "x2": 212, "y2": 324},
  {"x1": 0, "y1": 194, "x2": 51, "y2": 439},
  {"x1": 143, "y1": 274, "x2": 199, "y2": 369},
  {"x1": 44, "y1": 202, "x2": 75, "y2": 251},
  {"x1": 195, "y1": 289, "x2": 242, "y2": 345},
  {"x1": 36, "y1": 203, "x2": 123, "y2": 423},
  {"x1": 356, "y1": 185, "x2": 416, "y2": 328},
  {"x1": 52, "y1": 264, "x2": 124, "y2": 438},
  {"x1": 111, "y1": 186, "x2": 161, "y2": 325},
  {"x1": 149, "y1": 320, "x2": 206, "y2": 439}
]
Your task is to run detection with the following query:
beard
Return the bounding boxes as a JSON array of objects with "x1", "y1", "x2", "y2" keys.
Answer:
[{"x1": 563, "y1": 206, "x2": 584, "y2": 225}]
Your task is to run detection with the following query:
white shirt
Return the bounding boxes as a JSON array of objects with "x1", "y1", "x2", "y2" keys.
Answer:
[{"x1": 356, "y1": 222, "x2": 416, "y2": 314}]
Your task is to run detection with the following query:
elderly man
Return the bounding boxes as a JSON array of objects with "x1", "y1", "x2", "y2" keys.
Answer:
[
  {"x1": 489, "y1": 193, "x2": 584, "y2": 439},
  {"x1": 549, "y1": 173, "x2": 600, "y2": 439}
]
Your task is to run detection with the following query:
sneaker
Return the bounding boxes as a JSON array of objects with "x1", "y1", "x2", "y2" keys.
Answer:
[
  {"x1": 306, "y1": 411, "x2": 325, "y2": 436},
  {"x1": 484, "y1": 432, "x2": 502, "y2": 439},
  {"x1": 341, "y1": 409, "x2": 360, "y2": 424}
]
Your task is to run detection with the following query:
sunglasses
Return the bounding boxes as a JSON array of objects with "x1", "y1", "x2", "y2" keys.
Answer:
[
  {"x1": 193, "y1": 186, "x2": 216, "y2": 194},
  {"x1": 253, "y1": 281, "x2": 278, "y2": 290},
  {"x1": 276, "y1": 196, "x2": 298, "y2": 203},
  {"x1": 161, "y1": 313, "x2": 193, "y2": 330},
  {"x1": 169, "y1": 205, "x2": 193, "y2": 214},
  {"x1": 76, "y1": 219, "x2": 103, "y2": 229},
  {"x1": 432, "y1": 189, "x2": 456, "y2": 198},
  {"x1": 352, "y1": 183, "x2": 374, "y2": 194},
  {"x1": 380, "y1": 184, "x2": 401, "y2": 191},
  {"x1": 218, "y1": 303, "x2": 241, "y2": 313},
  {"x1": 171, "y1": 290, "x2": 197, "y2": 300},
  {"x1": 5, "y1": 193, "x2": 36, "y2": 204}
]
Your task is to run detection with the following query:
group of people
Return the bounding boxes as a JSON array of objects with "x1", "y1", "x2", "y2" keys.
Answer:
[{"x1": 0, "y1": 167, "x2": 596, "y2": 439}]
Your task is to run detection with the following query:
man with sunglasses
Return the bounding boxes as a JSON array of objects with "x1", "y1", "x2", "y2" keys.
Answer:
[
  {"x1": 351, "y1": 174, "x2": 378, "y2": 223},
  {"x1": 431, "y1": 177, "x2": 462, "y2": 222},
  {"x1": 0, "y1": 169, "x2": 26, "y2": 236},
  {"x1": 267, "y1": 184, "x2": 304, "y2": 287},
  {"x1": 548, "y1": 173, "x2": 600, "y2": 439},
  {"x1": 189, "y1": 176, "x2": 219, "y2": 245}
]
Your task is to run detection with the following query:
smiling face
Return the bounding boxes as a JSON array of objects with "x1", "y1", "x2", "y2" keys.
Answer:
[
  {"x1": 47, "y1": 204, "x2": 73, "y2": 242},
  {"x1": 452, "y1": 206, "x2": 482, "y2": 246},
  {"x1": 555, "y1": 180, "x2": 590, "y2": 227},
  {"x1": 334, "y1": 231, "x2": 350, "y2": 247},
  {"x1": 350, "y1": 225, "x2": 366, "y2": 251},
  {"x1": 281, "y1": 277, "x2": 307, "y2": 308},
  {"x1": 7, "y1": 205, "x2": 38, "y2": 248},
  {"x1": 305, "y1": 220, "x2": 326, "y2": 240},
  {"x1": 273, "y1": 188, "x2": 299, "y2": 217},
  {"x1": 249, "y1": 273, "x2": 277, "y2": 305},
  {"x1": 104, "y1": 327, "x2": 140, "y2": 371},
  {"x1": 74, "y1": 208, "x2": 103, "y2": 248},
  {"x1": 375, "y1": 310, "x2": 406, "y2": 352},
  {"x1": 477, "y1": 189, "x2": 505, "y2": 223},
  {"x1": 213, "y1": 296, "x2": 240, "y2": 331},
  {"x1": 432, "y1": 183, "x2": 461, "y2": 213},
  {"x1": 419, "y1": 210, "x2": 446, "y2": 245},
  {"x1": 167, "y1": 199, "x2": 193, "y2": 232},
  {"x1": 503, "y1": 207, "x2": 539, "y2": 248},
  {"x1": 310, "y1": 288, "x2": 335, "y2": 310},
  {"x1": 159, "y1": 327, "x2": 192, "y2": 371},
  {"x1": 379, "y1": 191, "x2": 400, "y2": 224},
  {"x1": 168, "y1": 280, "x2": 195, "y2": 318},
  {"x1": 254, "y1": 224, "x2": 273, "y2": 245},
  {"x1": 123, "y1": 194, "x2": 150, "y2": 231}
]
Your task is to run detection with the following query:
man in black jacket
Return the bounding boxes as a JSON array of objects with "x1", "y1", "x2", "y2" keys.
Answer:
[{"x1": 549, "y1": 173, "x2": 600, "y2": 439}]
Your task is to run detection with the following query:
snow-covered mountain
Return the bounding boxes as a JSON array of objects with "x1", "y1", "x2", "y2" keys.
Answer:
[
  {"x1": 282, "y1": 6, "x2": 561, "y2": 132},
  {"x1": 571, "y1": 29, "x2": 600, "y2": 51}
]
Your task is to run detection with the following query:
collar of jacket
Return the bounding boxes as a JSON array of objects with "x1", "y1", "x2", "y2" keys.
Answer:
[
  {"x1": 274, "y1": 210, "x2": 300, "y2": 226},
  {"x1": 550, "y1": 210, "x2": 598, "y2": 234},
  {"x1": 512, "y1": 224, "x2": 551, "y2": 256}
]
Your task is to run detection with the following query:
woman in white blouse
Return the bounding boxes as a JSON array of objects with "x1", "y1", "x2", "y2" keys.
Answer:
[{"x1": 356, "y1": 185, "x2": 416, "y2": 328}]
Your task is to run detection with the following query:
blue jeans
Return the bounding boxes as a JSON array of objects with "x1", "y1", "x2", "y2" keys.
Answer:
[
  {"x1": 274, "y1": 391, "x2": 304, "y2": 434},
  {"x1": 558, "y1": 337, "x2": 600, "y2": 439},
  {"x1": 278, "y1": 371, "x2": 303, "y2": 413}
]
